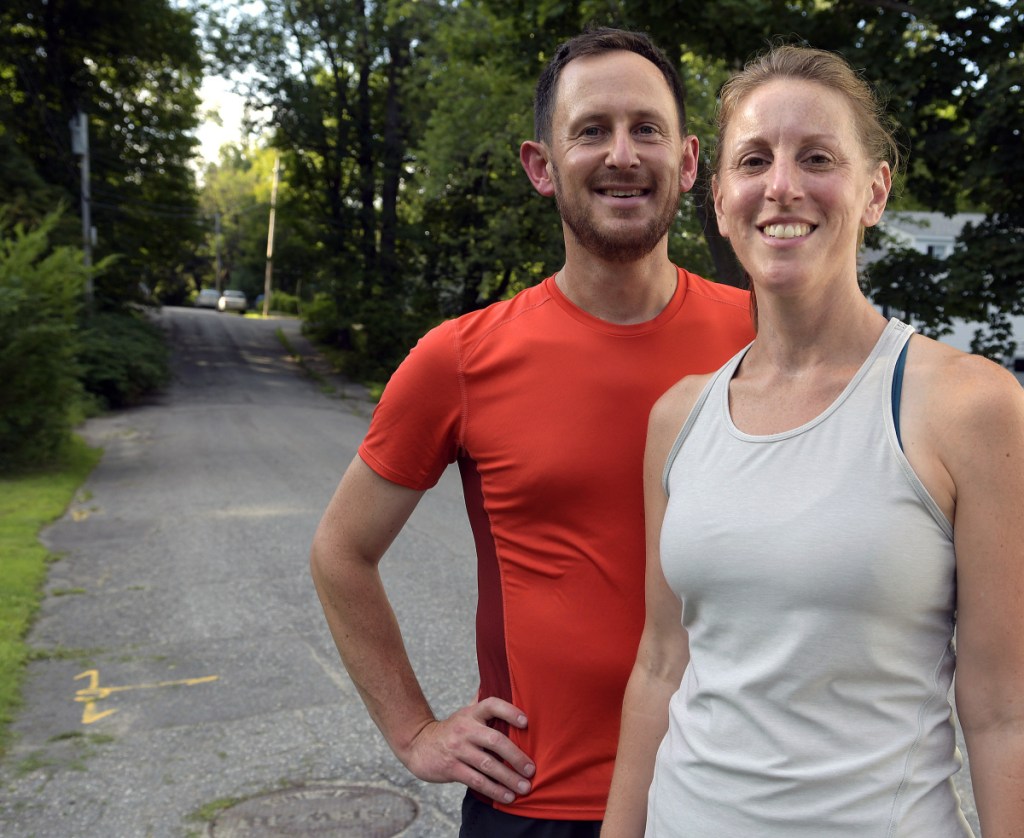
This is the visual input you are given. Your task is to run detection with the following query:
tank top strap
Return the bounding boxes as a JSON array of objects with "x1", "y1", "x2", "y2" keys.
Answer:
[
  {"x1": 880, "y1": 318, "x2": 915, "y2": 450},
  {"x1": 662, "y1": 346, "x2": 750, "y2": 495},
  {"x1": 878, "y1": 317, "x2": 915, "y2": 360}
]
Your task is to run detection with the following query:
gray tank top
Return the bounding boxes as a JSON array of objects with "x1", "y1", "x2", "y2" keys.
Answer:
[{"x1": 648, "y1": 319, "x2": 972, "y2": 837}]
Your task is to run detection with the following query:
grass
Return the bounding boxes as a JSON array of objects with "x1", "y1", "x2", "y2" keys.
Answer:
[
  {"x1": 0, "y1": 435, "x2": 102, "y2": 755},
  {"x1": 188, "y1": 796, "x2": 246, "y2": 823},
  {"x1": 26, "y1": 646, "x2": 102, "y2": 665},
  {"x1": 15, "y1": 732, "x2": 114, "y2": 777},
  {"x1": 274, "y1": 327, "x2": 340, "y2": 397},
  {"x1": 274, "y1": 327, "x2": 386, "y2": 401}
]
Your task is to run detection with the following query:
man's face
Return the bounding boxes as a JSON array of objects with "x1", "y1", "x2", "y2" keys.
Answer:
[{"x1": 546, "y1": 50, "x2": 693, "y2": 263}]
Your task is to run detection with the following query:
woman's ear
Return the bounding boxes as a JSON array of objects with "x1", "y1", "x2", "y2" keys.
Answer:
[
  {"x1": 520, "y1": 141, "x2": 555, "y2": 197},
  {"x1": 712, "y1": 174, "x2": 730, "y2": 238},
  {"x1": 862, "y1": 162, "x2": 891, "y2": 228}
]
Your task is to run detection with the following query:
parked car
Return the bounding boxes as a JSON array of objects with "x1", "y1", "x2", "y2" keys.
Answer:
[
  {"x1": 195, "y1": 288, "x2": 221, "y2": 309},
  {"x1": 217, "y1": 289, "x2": 248, "y2": 314}
]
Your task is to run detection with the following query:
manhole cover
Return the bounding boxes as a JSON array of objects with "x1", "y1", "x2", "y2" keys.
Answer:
[{"x1": 209, "y1": 783, "x2": 419, "y2": 837}]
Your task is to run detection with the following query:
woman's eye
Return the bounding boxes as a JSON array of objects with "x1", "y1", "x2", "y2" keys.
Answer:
[{"x1": 740, "y1": 156, "x2": 768, "y2": 169}]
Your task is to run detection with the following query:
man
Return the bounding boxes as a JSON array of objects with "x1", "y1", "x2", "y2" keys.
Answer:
[{"x1": 310, "y1": 27, "x2": 754, "y2": 836}]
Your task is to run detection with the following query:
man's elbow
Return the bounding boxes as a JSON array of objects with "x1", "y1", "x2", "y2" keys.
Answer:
[{"x1": 309, "y1": 521, "x2": 341, "y2": 595}]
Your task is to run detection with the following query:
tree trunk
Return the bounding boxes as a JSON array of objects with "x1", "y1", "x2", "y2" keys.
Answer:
[
  {"x1": 379, "y1": 24, "x2": 408, "y2": 294},
  {"x1": 354, "y1": 0, "x2": 377, "y2": 289},
  {"x1": 694, "y1": 156, "x2": 746, "y2": 289}
]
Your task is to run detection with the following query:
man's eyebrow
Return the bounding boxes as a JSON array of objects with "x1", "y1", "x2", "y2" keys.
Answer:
[{"x1": 566, "y1": 108, "x2": 673, "y2": 128}]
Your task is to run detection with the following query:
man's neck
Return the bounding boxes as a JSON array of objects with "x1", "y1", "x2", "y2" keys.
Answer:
[{"x1": 555, "y1": 248, "x2": 678, "y2": 325}]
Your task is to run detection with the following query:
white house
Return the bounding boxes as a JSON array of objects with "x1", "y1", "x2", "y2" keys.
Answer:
[{"x1": 864, "y1": 210, "x2": 1024, "y2": 381}]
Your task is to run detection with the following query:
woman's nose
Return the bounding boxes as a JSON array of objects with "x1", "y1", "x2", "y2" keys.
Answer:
[{"x1": 765, "y1": 158, "x2": 802, "y2": 202}]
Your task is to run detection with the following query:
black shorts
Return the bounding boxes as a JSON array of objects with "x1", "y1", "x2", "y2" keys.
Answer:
[{"x1": 459, "y1": 791, "x2": 602, "y2": 838}]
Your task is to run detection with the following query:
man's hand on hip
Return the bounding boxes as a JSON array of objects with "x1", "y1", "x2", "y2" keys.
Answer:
[{"x1": 404, "y1": 697, "x2": 536, "y2": 804}]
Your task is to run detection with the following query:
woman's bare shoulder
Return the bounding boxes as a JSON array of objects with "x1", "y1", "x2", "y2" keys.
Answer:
[
  {"x1": 645, "y1": 372, "x2": 717, "y2": 481},
  {"x1": 909, "y1": 336, "x2": 1023, "y2": 420},
  {"x1": 907, "y1": 335, "x2": 1024, "y2": 465},
  {"x1": 647, "y1": 372, "x2": 717, "y2": 455},
  {"x1": 651, "y1": 373, "x2": 715, "y2": 426}
]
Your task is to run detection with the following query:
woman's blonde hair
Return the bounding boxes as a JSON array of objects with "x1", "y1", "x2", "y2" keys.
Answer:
[{"x1": 714, "y1": 44, "x2": 901, "y2": 176}]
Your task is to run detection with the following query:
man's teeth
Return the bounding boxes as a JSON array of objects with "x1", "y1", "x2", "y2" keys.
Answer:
[
  {"x1": 605, "y1": 189, "x2": 644, "y2": 197},
  {"x1": 763, "y1": 223, "x2": 812, "y2": 239}
]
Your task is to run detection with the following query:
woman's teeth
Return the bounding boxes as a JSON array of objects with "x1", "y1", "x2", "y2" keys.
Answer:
[{"x1": 763, "y1": 223, "x2": 812, "y2": 239}]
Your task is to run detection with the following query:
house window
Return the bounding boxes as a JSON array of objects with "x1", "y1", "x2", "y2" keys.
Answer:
[{"x1": 926, "y1": 244, "x2": 946, "y2": 258}]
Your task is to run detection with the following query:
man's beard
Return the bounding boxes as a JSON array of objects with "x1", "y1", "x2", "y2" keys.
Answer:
[{"x1": 551, "y1": 164, "x2": 678, "y2": 263}]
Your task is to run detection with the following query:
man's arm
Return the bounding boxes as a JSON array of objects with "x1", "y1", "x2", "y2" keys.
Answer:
[{"x1": 310, "y1": 455, "x2": 536, "y2": 803}]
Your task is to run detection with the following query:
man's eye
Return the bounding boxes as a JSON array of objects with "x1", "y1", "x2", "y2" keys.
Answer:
[{"x1": 581, "y1": 126, "x2": 603, "y2": 138}]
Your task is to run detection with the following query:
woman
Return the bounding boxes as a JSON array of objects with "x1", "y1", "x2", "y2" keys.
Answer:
[{"x1": 602, "y1": 45, "x2": 1024, "y2": 837}]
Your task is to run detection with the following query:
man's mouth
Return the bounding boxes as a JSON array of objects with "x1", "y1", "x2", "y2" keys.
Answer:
[
  {"x1": 599, "y1": 188, "x2": 647, "y2": 198},
  {"x1": 762, "y1": 223, "x2": 814, "y2": 239}
]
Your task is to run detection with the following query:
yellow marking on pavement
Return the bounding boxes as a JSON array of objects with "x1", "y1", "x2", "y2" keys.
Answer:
[{"x1": 74, "y1": 669, "x2": 219, "y2": 724}]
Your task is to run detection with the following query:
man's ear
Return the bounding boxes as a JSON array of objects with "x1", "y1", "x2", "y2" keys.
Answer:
[
  {"x1": 679, "y1": 134, "x2": 699, "y2": 194},
  {"x1": 520, "y1": 141, "x2": 555, "y2": 197}
]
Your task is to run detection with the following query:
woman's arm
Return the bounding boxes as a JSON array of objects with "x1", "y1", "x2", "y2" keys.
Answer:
[
  {"x1": 602, "y1": 379, "x2": 704, "y2": 837},
  {"x1": 934, "y1": 354, "x2": 1024, "y2": 836}
]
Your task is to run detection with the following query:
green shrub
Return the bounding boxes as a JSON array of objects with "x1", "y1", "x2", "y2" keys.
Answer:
[
  {"x1": 0, "y1": 210, "x2": 88, "y2": 472},
  {"x1": 301, "y1": 292, "x2": 347, "y2": 346},
  {"x1": 77, "y1": 311, "x2": 170, "y2": 409},
  {"x1": 269, "y1": 289, "x2": 300, "y2": 315}
]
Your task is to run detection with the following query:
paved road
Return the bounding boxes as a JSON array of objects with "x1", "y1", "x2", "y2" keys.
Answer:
[
  {"x1": 0, "y1": 306, "x2": 982, "y2": 836},
  {"x1": 0, "y1": 307, "x2": 475, "y2": 836}
]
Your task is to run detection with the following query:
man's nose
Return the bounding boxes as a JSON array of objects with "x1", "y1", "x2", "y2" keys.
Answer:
[{"x1": 605, "y1": 127, "x2": 640, "y2": 169}]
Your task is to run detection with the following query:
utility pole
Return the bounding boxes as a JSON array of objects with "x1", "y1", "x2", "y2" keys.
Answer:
[
  {"x1": 263, "y1": 154, "x2": 281, "y2": 317},
  {"x1": 214, "y1": 211, "x2": 223, "y2": 292},
  {"x1": 69, "y1": 110, "x2": 93, "y2": 303}
]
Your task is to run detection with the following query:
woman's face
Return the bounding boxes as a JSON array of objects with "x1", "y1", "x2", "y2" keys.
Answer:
[{"x1": 713, "y1": 78, "x2": 890, "y2": 300}]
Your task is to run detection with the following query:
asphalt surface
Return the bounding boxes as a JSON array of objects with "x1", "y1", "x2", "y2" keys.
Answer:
[
  {"x1": 0, "y1": 307, "x2": 475, "y2": 836},
  {"x1": 0, "y1": 306, "x2": 983, "y2": 836}
]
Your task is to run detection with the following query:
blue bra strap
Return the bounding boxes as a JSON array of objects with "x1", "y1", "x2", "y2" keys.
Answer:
[{"x1": 892, "y1": 340, "x2": 910, "y2": 450}]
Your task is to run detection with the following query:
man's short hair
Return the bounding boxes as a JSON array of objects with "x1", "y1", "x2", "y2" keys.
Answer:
[{"x1": 533, "y1": 27, "x2": 688, "y2": 144}]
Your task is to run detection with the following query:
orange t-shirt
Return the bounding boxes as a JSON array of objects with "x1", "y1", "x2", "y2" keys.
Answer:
[{"x1": 359, "y1": 270, "x2": 753, "y2": 819}]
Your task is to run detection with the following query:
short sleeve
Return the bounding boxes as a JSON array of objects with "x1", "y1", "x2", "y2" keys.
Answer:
[{"x1": 358, "y1": 320, "x2": 463, "y2": 490}]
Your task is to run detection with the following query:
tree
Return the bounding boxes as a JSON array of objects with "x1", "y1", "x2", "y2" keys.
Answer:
[
  {"x1": 199, "y1": 145, "x2": 276, "y2": 299},
  {"x1": 196, "y1": 0, "x2": 1022, "y2": 375},
  {"x1": 0, "y1": 0, "x2": 206, "y2": 308},
  {"x1": 613, "y1": 0, "x2": 1024, "y2": 354},
  {"x1": 409, "y1": 3, "x2": 565, "y2": 316},
  {"x1": 205, "y1": 0, "x2": 445, "y2": 373},
  {"x1": 0, "y1": 210, "x2": 89, "y2": 469}
]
